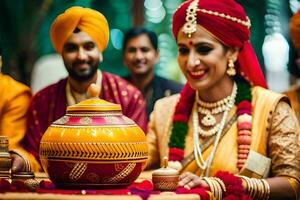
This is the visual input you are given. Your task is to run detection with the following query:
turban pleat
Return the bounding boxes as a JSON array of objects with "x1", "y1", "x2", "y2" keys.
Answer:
[{"x1": 50, "y1": 6, "x2": 109, "y2": 54}]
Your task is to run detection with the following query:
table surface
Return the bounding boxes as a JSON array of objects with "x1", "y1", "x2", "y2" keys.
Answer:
[{"x1": 0, "y1": 171, "x2": 200, "y2": 200}]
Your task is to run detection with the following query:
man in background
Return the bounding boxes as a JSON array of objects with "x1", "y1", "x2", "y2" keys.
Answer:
[{"x1": 123, "y1": 27, "x2": 182, "y2": 118}]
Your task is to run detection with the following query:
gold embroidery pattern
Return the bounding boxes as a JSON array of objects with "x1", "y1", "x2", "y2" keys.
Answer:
[
  {"x1": 79, "y1": 117, "x2": 92, "y2": 125},
  {"x1": 69, "y1": 163, "x2": 87, "y2": 181},
  {"x1": 40, "y1": 142, "x2": 148, "y2": 160},
  {"x1": 54, "y1": 116, "x2": 70, "y2": 125},
  {"x1": 103, "y1": 163, "x2": 136, "y2": 183},
  {"x1": 269, "y1": 101, "x2": 300, "y2": 181}
]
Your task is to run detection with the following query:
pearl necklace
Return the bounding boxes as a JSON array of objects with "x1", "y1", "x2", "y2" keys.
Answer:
[
  {"x1": 197, "y1": 83, "x2": 237, "y2": 137},
  {"x1": 193, "y1": 82, "x2": 236, "y2": 176}
]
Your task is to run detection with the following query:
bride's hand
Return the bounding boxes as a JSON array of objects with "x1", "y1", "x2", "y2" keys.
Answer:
[{"x1": 178, "y1": 172, "x2": 208, "y2": 189}]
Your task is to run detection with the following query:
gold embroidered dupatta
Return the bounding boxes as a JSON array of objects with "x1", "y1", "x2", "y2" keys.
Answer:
[{"x1": 180, "y1": 87, "x2": 286, "y2": 177}]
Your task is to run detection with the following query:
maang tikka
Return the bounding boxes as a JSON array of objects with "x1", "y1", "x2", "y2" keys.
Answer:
[{"x1": 183, "y1": 0, "x2": 199, "y2": 38}]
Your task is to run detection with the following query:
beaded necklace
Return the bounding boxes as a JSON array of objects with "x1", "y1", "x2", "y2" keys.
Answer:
[{"x1": 168, "y1": 77, "x2": 252, "y2": 172}]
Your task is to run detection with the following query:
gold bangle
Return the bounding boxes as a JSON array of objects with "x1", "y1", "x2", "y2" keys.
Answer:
[
  {"x1": 211, "y1": 177, "x2": 226, "y2": 192},
  {"x1": 210, "y1": 178, "x2": 222, "y2": 200},
  {"x1": 251, "y1": 178, "x2": 259, "y2": 199},
  {"x1": 286, "y1": 177, "x2": 300, "y2": 200},
  {"x1": 203, "y1": 177, "x2": 217, "y2": 199},
  {"x1": 254, "y1": 178, "x2": 264, "y2": 199},
  {"x1": 9, "y1": 149, "x2": 31, "y2": 171},
  {"x1": 240, "y1": 175, "x2": 253, "y2": 197},
  {"x1": 259, "y1": 179, "x2": 267, "y2": 200},
  {"x1": 261, "y1": 179, "x2": 270, "y2": 200}
]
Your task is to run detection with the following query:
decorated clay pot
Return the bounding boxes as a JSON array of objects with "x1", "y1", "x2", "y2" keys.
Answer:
[
  {"x1": 152, "y1": 157, "x2": 179, "y2": 191},
  {"x1": 39, "y1": 85, "x2": 148, "y2": 189}
]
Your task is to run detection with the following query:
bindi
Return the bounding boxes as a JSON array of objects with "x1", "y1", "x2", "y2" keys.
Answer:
[{"x1": 188, "y1": 40, "x2": 193, "y2": 46}]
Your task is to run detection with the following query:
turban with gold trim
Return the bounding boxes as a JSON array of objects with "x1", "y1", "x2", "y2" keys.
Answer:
[
  {"x1": 290, "y1": 10, "x2": 300, "y2": 50},
  {"x1": 50, "y1": 6, "x2": 109, "y2": 54}
]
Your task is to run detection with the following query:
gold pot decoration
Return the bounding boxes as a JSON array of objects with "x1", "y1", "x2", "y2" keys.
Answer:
[{"x1": 39, "y1": 84, "x2": 148, "y2": 189}]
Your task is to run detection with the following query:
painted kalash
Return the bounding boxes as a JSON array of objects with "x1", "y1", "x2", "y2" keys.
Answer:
[{"x1": 39, "y1": 84, "x2": 148, "y2": 189}]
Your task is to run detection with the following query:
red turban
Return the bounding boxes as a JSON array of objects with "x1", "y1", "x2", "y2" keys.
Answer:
[
  {"x1": 290, "y1": 9, "x2": 300, "y2": 50},
  {"x1": 50, "y1": 6, "x2": 109, "y2": 54},
  {"x1": 172, "y1": 0, "x2": 267, "y2": 88}
]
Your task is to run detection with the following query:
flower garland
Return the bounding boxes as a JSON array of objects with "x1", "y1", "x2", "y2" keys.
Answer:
[
  {"x1": 215, "y1": 171, "x2": 251, "y2": 200},
  {"x1": 176, "y1": 171, "x2": 250, "y2": 200},
  {"x1": 168, "y1": 76, "x2": 252, "y2": 171}
]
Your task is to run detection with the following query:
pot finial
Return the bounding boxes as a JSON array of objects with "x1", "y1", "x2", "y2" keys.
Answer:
[{"x1": 87, "y1": 83, "x2": 100, "y2": 98}]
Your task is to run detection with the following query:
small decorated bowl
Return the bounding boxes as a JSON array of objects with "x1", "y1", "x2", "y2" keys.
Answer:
[{"x1": 152, "y1": 157, "x2": 179, "y2": 191}]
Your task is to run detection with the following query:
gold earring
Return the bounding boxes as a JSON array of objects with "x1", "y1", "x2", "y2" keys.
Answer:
[{"x1": 227, "y1": 58, "x2": 236, "y2": 76}]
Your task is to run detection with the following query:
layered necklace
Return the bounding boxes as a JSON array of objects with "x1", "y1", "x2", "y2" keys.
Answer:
[
  {"x1": 197, "y1": 83, "x2": 237, "y2": 137},
  {"x1": 168, "y1": 77, "x2": 252, "y2": 174},
  {"x1": 193, "y1": 82, "x2": 237, "y2": 176}
]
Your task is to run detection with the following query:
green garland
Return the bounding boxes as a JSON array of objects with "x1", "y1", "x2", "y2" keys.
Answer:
[{"x1": 168, "y1": 122, "x2": 188, "y2": 149}]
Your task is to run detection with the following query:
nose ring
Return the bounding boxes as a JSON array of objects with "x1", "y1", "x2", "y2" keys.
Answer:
[{"x1": 195, "y1": 59, "x2": 201, "y2": 65}]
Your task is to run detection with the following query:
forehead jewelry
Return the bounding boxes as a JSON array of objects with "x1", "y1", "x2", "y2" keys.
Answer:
[
  {"x1": 183, "y1": 0, "x2": 199, "y2": 38},
  {"x1": 182, "y1": 0, "x2": 251, "y2": 38}
]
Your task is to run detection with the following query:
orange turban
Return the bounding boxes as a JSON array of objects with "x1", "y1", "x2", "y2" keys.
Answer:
[
  {"x1": 50, "y1": 6, "x2": 109, "y2": 54},
  {"x1": 290, "y1": 10, "x2": 300, "y2": 50}
]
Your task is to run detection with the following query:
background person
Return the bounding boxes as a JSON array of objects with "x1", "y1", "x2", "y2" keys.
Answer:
[
  {"x1": 123, "y1": 27, "x2": 183, "y2": 118},
  {"x1": 0, "y1": 48, "x2": 34, "y2": 172}
]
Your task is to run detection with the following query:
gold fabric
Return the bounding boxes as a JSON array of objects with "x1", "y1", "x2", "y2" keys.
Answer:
[
  {"x1": 147, "y1": 86, "x2": 300, "y2": 182},
  {"x1": 0, "y1": 73, "x2": 41, "y2": 171}
]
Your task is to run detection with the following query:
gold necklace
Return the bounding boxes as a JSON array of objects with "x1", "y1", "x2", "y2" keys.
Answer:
[
  {"x1": 197, "y1": 84, "x2": 236, "y2": 127},
  {"x1": 197, "y1": 82, "x2": 237, "y2": 137}
]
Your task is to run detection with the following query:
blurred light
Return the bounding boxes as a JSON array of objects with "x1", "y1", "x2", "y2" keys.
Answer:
[
  {"x1": 144, "y1": 0, "x2": 166, "y2": 24},
  {"x1": 164, "y1": 0, "x2": 182, "y2": 10},
  {"x1": 145, "y1": 6, "x2": 166, "y2": 24},
  {"x1": 144, "y1": 0, "x2": 162, "y2": 11},
  {"x1": 262, "y1": 33, "x2": 289, "y2": 72},
  {"x1": 290, "y1": 0, "x2": 300, "y2": 13},
  {"x1": 110, "y1": 29, "x2": 124, "y2": 50}
]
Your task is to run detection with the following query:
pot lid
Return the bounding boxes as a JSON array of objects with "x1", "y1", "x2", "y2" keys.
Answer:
[{"x1": 67, "y1": 84, "x2": 121, "y2": 112}]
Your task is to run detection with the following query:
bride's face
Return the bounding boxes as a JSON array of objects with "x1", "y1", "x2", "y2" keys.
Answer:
[{"x1": 177, "y1": 25, "x2": 238, "y2": 91}]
